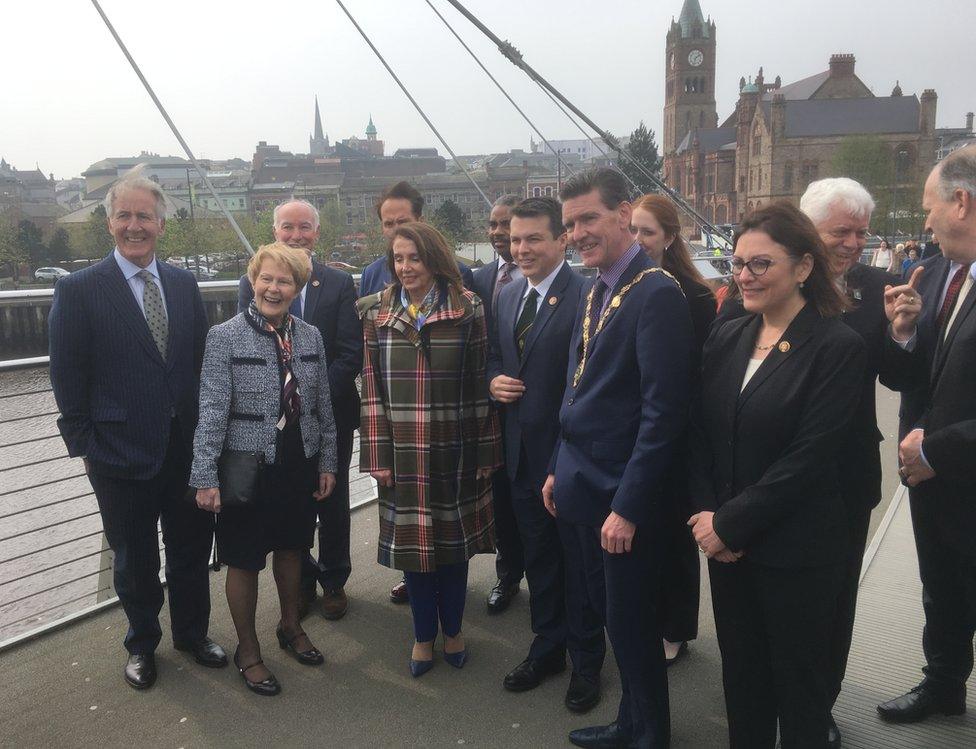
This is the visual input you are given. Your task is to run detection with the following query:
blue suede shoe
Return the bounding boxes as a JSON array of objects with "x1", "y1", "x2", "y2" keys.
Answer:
[
  {"x1": 444, "y1": 649, "x2": 468, "y2": 669},
  {"x1": 409, "y1": 658, "x2": 434, "y2": 678}
]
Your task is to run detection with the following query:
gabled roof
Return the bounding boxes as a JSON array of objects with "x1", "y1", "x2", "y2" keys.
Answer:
[
  {"x1": 676, "y1": 126, "x2": 737, "y2": 154},
  {"x1": 760, "y1": 95, "x2": 921, "y2": 138},
  {"x1": 763, "y1": 71, "x2": 830, "y2": 101}
]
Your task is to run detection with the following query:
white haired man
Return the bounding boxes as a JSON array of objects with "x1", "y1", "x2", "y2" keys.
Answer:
[{"x1": 877, "y1": 145, "x2": 976, "y2": 724}]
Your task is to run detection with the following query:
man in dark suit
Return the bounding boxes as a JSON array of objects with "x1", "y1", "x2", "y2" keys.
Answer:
[
  {"x1": 544, "y1": 169, "x2": 693, "y2": 748},
  {"x1": 358, "y1": 180, "x2": 474, "y2": 298},
  {"x1": 473, "y1": 194, "x2": 525, "y2": 614},
  {"x1": 238, "y1": 199, "x2": 362, "y2": 620},
  {"x1": 49, "y1": 174, "x2": 226, "y2": 690},
  {"x1": 878, "y1": 145, "x2": 976, "y2": 724},
  {"x1": 487, "y1": 197, "x2": 601, "y2": 711}
]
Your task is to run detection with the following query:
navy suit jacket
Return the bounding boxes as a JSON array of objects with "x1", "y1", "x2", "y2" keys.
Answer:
[
  {"x1": 551, "y1": 252, "x2": 694, "y2": 527},
  {"x1": 358, "y1": 255, "x2": 475, "y2": 297},
  {"x1": 238, "y1": 260, "x2": 362, "y2": 432},
  {"x1": 49, "y1": 252, "x2": 208, "y2": 480},
  {"x1": 486, "y1": 262, "x2": 590, "y2": 488}
]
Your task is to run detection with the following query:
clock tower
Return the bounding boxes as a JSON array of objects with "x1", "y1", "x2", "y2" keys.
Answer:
[{"x1": 664, "y1": 0, "x2": 718, "y2": 155}]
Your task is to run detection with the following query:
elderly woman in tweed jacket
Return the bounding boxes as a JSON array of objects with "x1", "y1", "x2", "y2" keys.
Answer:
[
  {"x1": 358, "y1": 222, "x2": 501, "y2": 677},
  {"x1": 191, "y1": 242, "x2": 336, "y2": 696}
]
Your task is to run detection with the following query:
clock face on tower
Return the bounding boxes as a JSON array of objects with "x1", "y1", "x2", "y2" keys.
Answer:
[{"x1": 688, "y1": 49, "x2": 704, "y2": 67}]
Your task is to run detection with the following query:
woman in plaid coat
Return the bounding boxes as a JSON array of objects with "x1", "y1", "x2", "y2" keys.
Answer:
[{"x1": 358, "y1": 222, "x2": 501, "y2": 676}]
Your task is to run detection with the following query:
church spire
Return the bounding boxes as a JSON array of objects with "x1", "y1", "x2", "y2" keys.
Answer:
[
  {"x1": 313, "y1": 96, "x2": 325, "y2": 141},
  {"x1": 678, "y1": 0, "x2": 708, "y2": 38}
]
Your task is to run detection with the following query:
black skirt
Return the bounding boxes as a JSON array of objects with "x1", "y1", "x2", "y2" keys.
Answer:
[{"x1": 216, "y1": 421, "x2": 318, "y2": 571}]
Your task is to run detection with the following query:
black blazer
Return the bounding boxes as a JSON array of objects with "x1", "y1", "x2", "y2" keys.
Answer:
[
  {"x1": 486, "y1": 263, "x2": 590, "y2": 488},
  {"x1": 716, "y1": 263, "x2": 903, "y2": 510},
  {"x1": 239, "y1": 260, "x2": 362, "y2": 432},
  {"x1": 49, "y1": 252, "x2": 208, "y2": 480},
  {"x1": 887, "y1": 263, "x2": 976, "y2": 554},
  {"x1": 678, "y1": 275, "x2": 717, "y2": 353},
  {"x1": 690, "y1": 304, "x2": 867, "y2": 567},
  {"x1": 881, "y1": 253, "x2": 952, "y2": 439}
]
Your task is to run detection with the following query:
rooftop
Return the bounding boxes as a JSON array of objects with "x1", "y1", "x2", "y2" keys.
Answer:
[{"x1": 762, "y1": 95, "x2": 922, "y2": 138}]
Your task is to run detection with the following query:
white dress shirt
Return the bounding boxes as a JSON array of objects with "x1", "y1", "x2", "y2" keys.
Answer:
[
  {"x1": 114, "y1": 248, "x2": 168, "y2": 320},
  {"x1": 515, "y1": 261, "x2": 565, "y2": 319}
]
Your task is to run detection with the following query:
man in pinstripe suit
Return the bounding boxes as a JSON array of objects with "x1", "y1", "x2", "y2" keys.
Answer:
[{"x1": 49, "y1": 173, "x2": 226, "y2": 690}]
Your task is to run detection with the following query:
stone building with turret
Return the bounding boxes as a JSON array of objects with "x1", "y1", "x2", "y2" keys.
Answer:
[{"x1": 662, "y1": 0, "x2": 940, "y2": 229}]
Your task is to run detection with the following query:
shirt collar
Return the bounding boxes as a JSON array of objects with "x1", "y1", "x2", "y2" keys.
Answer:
[
  {"x1": 597, "y1": 241, "x2": 641, "y2": 292},
  {"x1": 524, "y1": 261, "x2": 565, "y2": 301},
  {"x1": 114, "y1": 247, "x2": 160, "y2": 281}
]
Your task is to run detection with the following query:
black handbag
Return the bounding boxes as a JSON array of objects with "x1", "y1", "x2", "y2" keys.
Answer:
[{"x1": 217, "y1": 450, "x2": 265, "y2": 507}]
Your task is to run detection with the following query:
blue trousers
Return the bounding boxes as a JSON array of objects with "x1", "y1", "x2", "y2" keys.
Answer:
[{"x1": 403, "y1": 562, "x2": 469, "y2": 642}]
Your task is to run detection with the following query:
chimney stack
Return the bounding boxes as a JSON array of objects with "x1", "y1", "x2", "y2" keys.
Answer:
[{"x1": 828, "y1": 54, "x2": 856, "y2": 78}]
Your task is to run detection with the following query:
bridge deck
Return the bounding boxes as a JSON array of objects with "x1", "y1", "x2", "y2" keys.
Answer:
[{"x1": 3, "y1": 484, "x2": 976, "y2": 747}]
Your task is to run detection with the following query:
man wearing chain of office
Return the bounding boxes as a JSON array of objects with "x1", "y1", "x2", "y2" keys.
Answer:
[{"x1": 542, "y1": 167, "x2": 693, "y2": 749}]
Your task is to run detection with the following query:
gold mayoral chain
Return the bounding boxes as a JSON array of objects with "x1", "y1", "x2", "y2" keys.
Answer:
[{"x1": 573, "y1": 268, "x2": 681, "y2": 388}]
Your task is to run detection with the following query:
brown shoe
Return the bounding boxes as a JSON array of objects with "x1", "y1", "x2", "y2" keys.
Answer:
[{"x1": 321, "y1": 588, "x2": 348, "y2": 620}]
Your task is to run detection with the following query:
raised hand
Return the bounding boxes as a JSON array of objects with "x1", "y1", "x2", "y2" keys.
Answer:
[{"x1": 884, "y1": 265, "x2": 924, "y2": 341}]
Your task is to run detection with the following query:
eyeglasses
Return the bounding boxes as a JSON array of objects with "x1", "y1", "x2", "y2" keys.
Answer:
[{"x1": 730, "y1": 257, "x2": 776, "y2": 276}]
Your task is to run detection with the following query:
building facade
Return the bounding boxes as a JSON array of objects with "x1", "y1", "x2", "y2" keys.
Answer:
[{"x1": 662, "y1": 0, "x2": 940, "y2": 230}]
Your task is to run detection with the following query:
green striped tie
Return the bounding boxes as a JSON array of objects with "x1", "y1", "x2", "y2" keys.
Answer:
[{"x1": 515, "y1": 288, "x2": 539, "y2": 354}]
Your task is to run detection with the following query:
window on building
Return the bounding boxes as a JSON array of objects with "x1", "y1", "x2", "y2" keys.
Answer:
[
  {"x1": 533, "y1": 187, "x2": 541, "y2": 197},
  {"x1": 783, "y1": 163, "x2": 794, "y2": 192},
  {"x1": 545, "y1": 186, "x2": 553, "y2": 196},
  {"x1": 801, "y1": 161, "x2": 819, "y2": 185},
  {"x1": 739, "y1": 175, "x2": 746, "y2": 192},
  {"x1": 706, "y1": 170, "x2": 715, "y2": 193}
]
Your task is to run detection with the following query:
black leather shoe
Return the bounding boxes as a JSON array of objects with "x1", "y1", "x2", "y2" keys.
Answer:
[
  {"x1": 827, "y1": 713, "x2": 841, "y2": 749},
  {"x1": 174, "y1": 637, "x2": 228, "y2": 668},
  {"x1": 503, "y1": 654, "x2": 566, "y2": 692},
  {"x1": 565, "y1": 672, "x2": 601, "y2": 713},
  {"x1": 276, "y1": 626, "x2": 325, "y2": 666},
  {"x1": 486, "y1": 580, "x2": 519, "y2": 614},
  {"x1": 124, "y1": 653, "x2": 157, "y2": 690},
  {"x1": 233, "y1": 647, "x2": 280, "y2": 697},
  {"x1": 390, "y1": 578, "x2": 409, "y2": 604},
  {"x1": 568, "y1": 722, "x2": 631, "y2": 748},
  {"x1": 877, "y1": 683, "x2": 966, "y2": 723}
]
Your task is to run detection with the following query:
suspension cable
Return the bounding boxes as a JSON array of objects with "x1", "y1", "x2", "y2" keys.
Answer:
[
  {"x1": 88, "y1": 0, "x2": 255, "y2": 255},
  {"x1": 333, "y1": 0, "x2": 491, "y2": 208},
  {"x1": 423, "y1": 0, "x2": 575, "y2": 179},
  {"x1": 441, "y1": 0, "x2": 730, "y2": 243}
]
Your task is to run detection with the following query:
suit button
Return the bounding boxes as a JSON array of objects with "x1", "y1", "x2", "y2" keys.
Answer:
[{"x1": 567, "y1": 398, "x2": 575, "y2": 405}]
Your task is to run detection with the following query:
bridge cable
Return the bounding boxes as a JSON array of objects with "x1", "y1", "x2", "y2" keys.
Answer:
[
  {"x1": 88, "y1": 0, "x2": 255, "y2": 255},
  {"x1": 440, "y1": 0, "x2": 730, "y2": 244},
  {"x1": 333, "y1": 0, "x2": 492, "y2": 209},
  {"x1": 423, "y1": 0, "x2": 576, "y2": 182}
]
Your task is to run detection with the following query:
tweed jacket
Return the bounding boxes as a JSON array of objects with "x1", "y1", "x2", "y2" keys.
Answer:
[
  {"x1": 358, "y1": 284, "x2": 501, "y2": 572},
  {"x1": 190, "y1": 313, "x2": 338, "y2": 489}
]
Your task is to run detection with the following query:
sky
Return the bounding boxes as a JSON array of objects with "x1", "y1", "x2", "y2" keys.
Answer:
[{"x1": 2, "y1": 0, "x2": 974, "y2": 179}]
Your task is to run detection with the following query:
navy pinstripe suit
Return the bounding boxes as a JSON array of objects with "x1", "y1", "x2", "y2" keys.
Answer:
[{"x1": 49, "y1": 251, "x2": 215, "y2": 655}]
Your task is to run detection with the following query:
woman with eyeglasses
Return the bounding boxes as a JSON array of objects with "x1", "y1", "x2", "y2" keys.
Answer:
[{"x1": 688, "y1": 202, "x2": 866, "y2": 748}]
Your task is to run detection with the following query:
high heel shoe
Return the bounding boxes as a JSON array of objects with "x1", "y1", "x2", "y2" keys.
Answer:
[
  {"x1": 276, "y1": 626, "x2": 325, "y2": 666},
  {"x1": 409, "y1": 658, "x2": 435, "y2": 678},
  {"x1": 233, "y1": 646, "x2": 281, "y2": 696},
  {"x1": 444, "y1": 649, "x2": 468, "y2": 669}
]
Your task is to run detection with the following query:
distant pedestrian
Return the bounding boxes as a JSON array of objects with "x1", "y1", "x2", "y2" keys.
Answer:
[{"x1": 872, "y1": 239, "x2": 892, "y2": 269}]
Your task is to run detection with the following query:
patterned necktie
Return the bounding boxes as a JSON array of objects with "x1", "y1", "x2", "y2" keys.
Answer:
[
  {"x1": 138, "y1": 270, "x2": 168, "y2": 359},
  {"x1": 515, "y1": 288, "x2": 539, "y2": 354},
  {"x1": 494, "y1": 262, "x2": 514, "y2": 304},
  {"x1": 589, "y1": 279, "x2": 608, "y2": 339},
  {"x1": 937, "y1": 263, "x2": 971, "y2": 330}
]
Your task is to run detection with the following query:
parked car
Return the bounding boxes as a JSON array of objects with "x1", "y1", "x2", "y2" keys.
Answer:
[{"x1": 34, "y1": 267, "x2": 70, "y2": 282}]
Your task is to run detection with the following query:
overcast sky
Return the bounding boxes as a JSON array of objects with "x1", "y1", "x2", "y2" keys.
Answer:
[{"x1": 2, "y1": 0, "x2": 973, "y2": 179}]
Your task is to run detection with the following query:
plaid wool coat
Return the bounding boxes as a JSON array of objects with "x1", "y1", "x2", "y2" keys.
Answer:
[{"x1": 358, "y1": 284, "x2": 501, "y2": 572}]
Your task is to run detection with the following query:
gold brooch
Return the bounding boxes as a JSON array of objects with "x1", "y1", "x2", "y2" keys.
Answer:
[
  {"x1": 778, "y1": 341, "x2": 791, "y2": 353},
  {"x1": 312, "y1": 279, "x2": 320, "y2": 287},
  {"x1": 548, "y1": 296, "x2": 557, "y2": 306}
]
